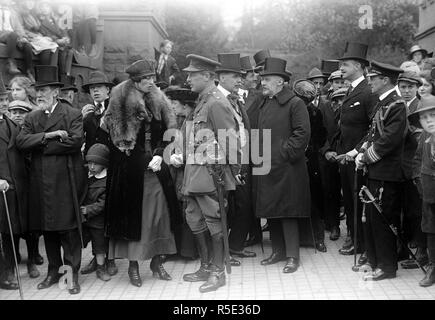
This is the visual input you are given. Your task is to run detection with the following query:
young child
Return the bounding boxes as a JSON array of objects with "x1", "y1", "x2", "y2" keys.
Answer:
[
  {"x1": 81, "y1": 143, "x2": 111, "y2": 281},
  {"x1": 409, "y1": 95, "x2": 435, "y2": 287}
]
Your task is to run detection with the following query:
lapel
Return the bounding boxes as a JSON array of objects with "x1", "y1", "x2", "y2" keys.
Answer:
[
  {"x1": 343, "y1": 78, "x2": 367, "y2": 104},
  {"x1": 44, "y1": 102, "x2": 67, "y2": 132},
  {"x1": 408, "y1": 97, "x2": 419, "y2": 114},
  {"x1": 5, "y1": 117, "x2": 18, "y2": 149},
  {"x1": 0, "y1": 117, "x2": 9, "y2": 144}
]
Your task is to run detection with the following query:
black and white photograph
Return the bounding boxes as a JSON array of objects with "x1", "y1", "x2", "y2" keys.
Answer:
[{"x1": 0, "y1": 0, "x2": 434, "y2": 306}]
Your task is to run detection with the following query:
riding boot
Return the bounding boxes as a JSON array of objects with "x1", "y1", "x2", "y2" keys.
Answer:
[
  {"x1": 183, "y1": 230, "x2": 212, "y2": 282},
  {"x1": 199, "y1": 233, "x2": 226, "y2": 293}
]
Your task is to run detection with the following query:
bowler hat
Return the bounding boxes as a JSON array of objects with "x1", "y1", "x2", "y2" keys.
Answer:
[
  {"x1": 253, "y1": 49, "x2": 271, "y2": 67},
  {"x1": 366, "y1": 60, "x2": 403, "y2": 79},
  {"x1": 216, "y1": 53, "x2": 244, "y2": 74},
  {"x1": 408, "y1": 95, "x2": 435, "y2": 128},
  {"x1": 0, "y1": 75, "x2": 9, "y2": 95},
  {"x1": 82, "y1": 71, "x2": 113, "y2": 93},
  {"x1": 409, "y1": 45, "x2": 428, "y2": 60},
  {"x1": 321, "y1": 60, "x2": 340, "y2": 76},
  {"x1": 86, "y1": 143, "x2": 110, "y2": 167},
  {"x1": 260, "y1": 57, "x2": 291, "y2": 82},
  {"x1": 165, "y1": 86, "x2": 198, "y2": 107},
  {"x1": 240, "y1": 56, "x2": 261, "y2": 73},
  {"x1": 34, "y1": 65, "x2": 64, "y2": 89},
  {"x1": 183, "y1": 54, "x2": 221, "y2": 72},
  {"x1": 307, "y1": 67, "x2": 328, "y2": 81},
  {"x1": 125, "y1": 59, "x2": 156, "y2": 81},
  {"x1": 8, "y1": 100, "x2": 32, "y2": 113},
  {"x1": 338, "y1": 42, "x2": 369, "y2": 65},
  {"x1": 60, "y1": 75, "x2": 78, "y2": 92},
  {"x1": 397, "y1": 71, "x2": 423, "y2": 86}
]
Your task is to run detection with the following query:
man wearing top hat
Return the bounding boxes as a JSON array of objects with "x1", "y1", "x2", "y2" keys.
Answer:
[
  {"x1": 81, "y1": 71, "x2": 114, "y2": 155},
  {"x1": 255, "y1": 57, "x2": 311, "y2": 273},
  {"x1": 355, "y1": 61, "x2": 407, "y2": 280},
  {"x1": 326, "y1": 42, "x2": 377, "y2": 263},
  {"x1": 397, "y1": 72, "x2": 429, "y2": 269},
  {"x1": 177, "y1": 53, "x2": 242, "y2": 293},
  {"x1": 215, "y1": 53, "x2": 256, "y2": 266},
  {"x1": 59, "y1": 75, "x2": 78, "y2": 107},
  {"x1": 239, "y1": 56, "x2": 262, "y2": 110},
  {"x1": 16, "y1": 65, "x2": 86, "y2": 294}
]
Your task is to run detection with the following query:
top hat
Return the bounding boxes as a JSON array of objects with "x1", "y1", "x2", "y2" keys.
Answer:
[
  {"x1": 82, "y1": 71, "x2": 113, "y2": 93},
  {"x1": 8, "y1": 100, "x2": 33, "y2": 112},
  {"x1": 60, "y1": 75, "x2": 77, "y2": 92},
  {"x1": 307, "y1": 67, "x2": 328, "y2": 81},
  {"x1": 0, "y1": 75, "x2": 9, "y2": 95},
  {"x1": 215, "y1": 53, "x2": 244, "y2": 74},
  {"x1": 183, "y1": 54, "x2": 221, "y2": 72},
  {"x1": 34, "y1": 65, "x2": 64, "y2": 89},
  {"x1": 253, "y1": 49, "x2": 271, "y2": 67},
  {"x1": 125, "y1": 59, "x2": 156, "y2": 81},
  {"x1": 397, "y1": 71, "x2": 423, "y2": 86},
  {"x1": 409, "y1": 45, "x2": 428, "y2": 60},
  {"x1": 240, "y1": 56, "x2": 261, "y2": 73},
  {"x1": 260, "y1": 57, "x2": 291, "y2": 82},
  {"x1": 165, "y1": 86, "x2": 198, "y2": 107},
  {"x1": 338, "y1": 42, "x2": 369, "y2": 65},
  {"x1": 408, "y1": 95, "x2": 435, "y2": 128},
  {"x1": 321, "y1": 59, "x2": 340, "y2": 76},
  {"x1": 366, "y1": 60, "x2": 403, "y2": 79}
]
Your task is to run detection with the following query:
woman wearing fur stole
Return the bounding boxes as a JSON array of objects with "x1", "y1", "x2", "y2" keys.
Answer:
[{"x1": 102, "y1": 59, "x2": 180, "y2": 287}]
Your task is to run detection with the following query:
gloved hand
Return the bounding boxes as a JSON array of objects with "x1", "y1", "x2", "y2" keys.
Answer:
[
  {"x1": 170, "y1": 154, "x2": 183, "y2": 168},
  {"x1": 148, "y1": 155, "x2": 163, "y2": 172},
  {"x1": 355, "y1": 153, "x2": 365, "y2": 169}
]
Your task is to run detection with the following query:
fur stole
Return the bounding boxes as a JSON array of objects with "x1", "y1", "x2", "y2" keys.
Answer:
[{"x1": 103, "y1": 79, "x2": 177, "y2": 153}]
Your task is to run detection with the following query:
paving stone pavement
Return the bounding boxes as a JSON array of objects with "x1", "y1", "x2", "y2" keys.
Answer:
[{"x1": 1, "y1": 220, "x2": 434, "y2": 300}]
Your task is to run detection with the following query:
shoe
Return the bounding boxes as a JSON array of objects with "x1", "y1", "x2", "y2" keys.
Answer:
[
  {"x1": 261, "y1": 222, "x2": 269, "y2": 233},
  {"x1": 183, "y1": 263, "x2": 210, "y2": 282},
  {"x1": 81, "y1": 257, "x2": 97, "y2": 274},
  {"x1": 329, "y1": 226, "x2": 340, "y2": 241},
  {"x1": 229, "y1": 256, "x2": 241, "y2": 266},
  {"x1": 316, "y1": 241, "x2": 327, "y2": 253},
  {"x1": 401, "y1": 250, "x2": 429, "y2": 269},
  {"x1": 199, "y1": 265, "x2": 225, "y2": 293},
  {"x1": 419, "y1": 264, "x2": 435, "y2": 287},
  {"x1": 339, "y1": 245, "x2": 355, "y2": 255},
  {"x1": 34, "y1": 253, "x2": 44, "y2": 266},
  {"x1": 96, "y1": 264, "x2": 111, "y2": 282},
  {"x1": 37, "y1": 273, "x2": 61, "y2": 290},
  {"x1": 230, "y1": 249, "x2": 256, "y2": 258},
  {"x1": 243, "y1": 235, "x2": 262, "y2": 247},
  {"x1": 363, "y1": 268, "x2": 396, "y2": 281},
  {"x1": 150, "y1": 255, "x2": 172, "y2": 281},
  {"x1": 27, "y1": 263, "x2": 40, "y2": 278},
  {"x1": 128, "y1": 262, "x2": 142, "y2": 287},
  {"x1": 342, "y1": 235, "x2": 353, "y2": 249},
  {"x1": 106, "y1": 259, "x2": 118, "y2": 276},
  {"x1": 7, "y1": 59, "x2": 21, "y2": 75},
  {"x1": 358, "y1": 251, "x2": 368, "y2": 265},
  {"x1": 0, "y1": 279, "x2": 19, "y2": 290},
  {"x1": 357, "y1": 262, "x2": 374, "y2": 273},
  {"x1": 261, "y1": 252, "x2": 286, "y2": 266},
  {"x1": 283, "y1": 257, "x2": 299, "y2": 273},
  {"x1": 68, "y1": 274, "x2": 81, "y2": 295}
]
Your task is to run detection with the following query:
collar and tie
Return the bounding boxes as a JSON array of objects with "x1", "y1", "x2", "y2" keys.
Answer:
[
  {"x1": 95, "y1": 102, "x2": 104, "y2": 116},
  {"x1": 346, "y1": 85, "x2": 353, "y2": 97}
]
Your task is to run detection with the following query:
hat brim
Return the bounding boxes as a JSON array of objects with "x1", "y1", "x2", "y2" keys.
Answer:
[
  {"x1": 337, "y1": 56, "x2": 369, "y2": 65},
  {"x1": 82, "y1": 82, "x2": 114, "y2": 92},
  {"x1": 8, "y1": 106, "x2": 32, "y2": 112},
  {"x1": 408, "y1": 105, "x2": 435, "y2": 128},
  {"x1": 215, "y1": 68, "x2": 245, "y2": 75},
  {"x1": 397, "y1": 78, "x2": 422, "y2": 86},
  {"x1": 183, "y1": 66, "x2": 206, "y2": 72},
  {"x1": 260, "y1": 71, "x2": 290, "y2": 82},
  {"x1": 409, "y1": 49, "x2": 428, "y2": 60},
  {"x1": 307, "y1": 75, "x2": 328, "y2": 81},
  {"x1": 34, "y1": 82, "x2": 64, "y2": 89},
  {"x1": 61, "y1": 86, "x2": 78, "y2": 92}
]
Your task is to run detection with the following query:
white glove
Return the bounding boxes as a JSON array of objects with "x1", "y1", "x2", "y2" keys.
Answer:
[
  {"x1": 148, "y1": 155, "x2": 163, "y2": 172},
  {"x1": 170, "y1": 154, "x2": 183, "y2": 168},
  {"x1": 355, "y1": 153, "x2": 365, "y2": 169},
  {"x1": 0, "y1": 179, "x2": 10, "y2": 192},
  {"x1": 346, "y1": 149, "x2": 358, "y2": 158}
]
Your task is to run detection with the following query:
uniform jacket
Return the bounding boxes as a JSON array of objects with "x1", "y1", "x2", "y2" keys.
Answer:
[
  {"x1": 360, "y1": 91, "x2": 407, "y2": 182},
  {"x1": 82, "y1": 175, "x2": 106, "y2": 229},
  {"x1": 0, "y1": 117, "x2": 28, "y2": 234},
  {"x1": 15, "y1": 101, "x2": 87, "y2": 231},
  {"x1": 255, "y1": 85, "x2": 311, "y2": 219},
  {"x1": 182, "y1": 84, "x2": 240, "y2": 195},
  {"x1": 334, "y1": 79, "x2": 377, "y2": 154}
]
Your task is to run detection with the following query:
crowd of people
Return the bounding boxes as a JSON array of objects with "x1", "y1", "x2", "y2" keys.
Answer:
[{"x1": 0, "y1": 34, "x2": 435, "y2": 297}]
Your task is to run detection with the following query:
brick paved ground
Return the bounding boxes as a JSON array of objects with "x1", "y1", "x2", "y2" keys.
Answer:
[{"x1": 1, "y1": 220, "x2": 434, "y2": 300}]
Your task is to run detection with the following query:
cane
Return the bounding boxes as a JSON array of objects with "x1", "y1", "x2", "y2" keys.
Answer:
[
  {"x1": 351, "y1": 168, "x2": 359, "y2": 272},
  {"x1": 359, "y1": 186, "x2": 427, "y2": 275},
  {"x1": 2, "y1": 190, "x2": 24, "y2": 300}
]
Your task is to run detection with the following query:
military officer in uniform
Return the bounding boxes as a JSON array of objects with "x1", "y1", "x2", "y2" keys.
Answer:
[
  {"x1": 355, "y1": 61, "x2": 408, "y2": 280},
  {"x1": 176, "y1": 54, "x2": 242, "y2": 293}
]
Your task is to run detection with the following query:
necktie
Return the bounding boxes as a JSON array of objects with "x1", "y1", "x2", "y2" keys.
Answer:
[
  {"x1": 95, "y1": 103, "x2": 103, "y2": 116},
  {"x1": 346, "y1": 85, "x2": 353, "y2": 97}
]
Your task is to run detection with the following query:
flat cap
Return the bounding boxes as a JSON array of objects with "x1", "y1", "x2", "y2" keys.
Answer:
[
  {"x1": 8, "y1": 100, "x2": 33, "y2": 112},
  {"x1": 367, "y1": 61, "x2": 403, "y2": 78},
  {"x1": 330, "y1": 88, "x2": 348, "y2": 100},
  {"x1": 397, "y1": 71, "x2": 423, "y2": 86},
  {"x1": 125, "y1": 59, "x2": 156, "y2": 80},
  {"x1": 183, "y1": 54, "x2": 221, "y2": 72}
]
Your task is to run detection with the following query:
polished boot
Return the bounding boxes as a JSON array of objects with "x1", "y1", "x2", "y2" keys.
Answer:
[
  {"x1": 316, "y1": 241, "x2": 327, "y2": 253},
  {"x1": 329, "y1": 226, "x2": 340, "y2": 241},
  {"x1": 37, "y1": 272, "x2": 61, "y2": 290},
  {"x1": 106, "y1": 259, "x2": 118, "y2": 276},
  {"x1": 419, "y1": 263, "x2": 435, "y2": 287},
  {"x1": 283, "y1": 257, "x2": 299, "y2": 273},
  {"x1": 128, "y1": 261, "x2": 142, "y2": 287},
  {"x1": 357, "y1": 251, "x2": 368, "y2": 266},
  {"x1": 230, "y1": 249, "x2": 257, "y2": 258},
  {"x1": 183, "y1": 231, "x2": 212, "y2": 282},
  {"x1": 27, "y1": 262, "x2": 40, "y2": 278},
  {"x1": 68, "y1": 273, "x2": 81, "y2": 295},
  {"x1": 96, "y1": 264, "x2": 111, "y2": 282},
  {"x1": 81, "y1": 256, "x2": 97, "y2": 274},
  {"x1": 261, "y1": 252, "x2": 286, "y2": 266},
  {"x1": 150, "y1": 255, "x2": 172, "y2": 281},
  {"x1": 401, "y1": 247, "x2": 429, "y2": 269},
  {"x1": 0, "y1": 269, "x2": 19, "y2": 290},
  {"x1": 199, "y1": 233, "x2": 226, "y2": 293}
]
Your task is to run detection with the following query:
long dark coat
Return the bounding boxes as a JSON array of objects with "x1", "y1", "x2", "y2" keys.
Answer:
[
  {"x1": 0, "y1": 117, "x2": 28, "y2": 234},
  {"x1": 255, "y1": 86, "x2": 311, "y2": 219},
  {"x1": 16, "y1": 101, "x2": 86, "y2": 231}
]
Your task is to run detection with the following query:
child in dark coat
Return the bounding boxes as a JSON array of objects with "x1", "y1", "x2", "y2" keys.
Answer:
[
  {"x1": 409, "y1": 95, "x2": 435, "y2": 287},
  {"x1": 80, "y1": 143, "x2": 110, "y2": 281}
]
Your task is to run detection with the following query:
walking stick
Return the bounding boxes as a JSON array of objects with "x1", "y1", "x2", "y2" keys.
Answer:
[
  {"x1": 2, "y1": 190, "x2": 24, "y2": 300},
  {"x1": 351, "y1": 168, "x2": 359, "y2": 272},
  {"x1": 359, "y1": 185, "x2": 427, "y2": 275},
  {"x1": 67, "y1": 156, "x2": 84, "y2": 248}
]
